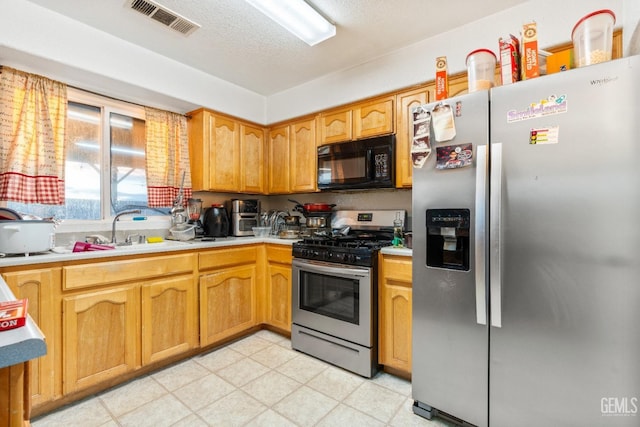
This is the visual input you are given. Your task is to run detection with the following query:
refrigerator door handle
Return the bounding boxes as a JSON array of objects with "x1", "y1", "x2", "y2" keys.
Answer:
[
  {"x1": 474, "y1": 145, "x2": 487, "y2": 325},
  {"x1": 490, "y1": 143, "x2": 503, "y2": 328}
]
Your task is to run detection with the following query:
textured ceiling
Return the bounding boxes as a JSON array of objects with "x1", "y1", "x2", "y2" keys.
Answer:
[{"x1": 25, "y1": 0, "x2": 528, "y2": 96}]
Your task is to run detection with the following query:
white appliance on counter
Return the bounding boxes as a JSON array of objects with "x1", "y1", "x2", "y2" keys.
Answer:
[{"x1": 412, "y1": 56, "x2": 640, "y2": 426}]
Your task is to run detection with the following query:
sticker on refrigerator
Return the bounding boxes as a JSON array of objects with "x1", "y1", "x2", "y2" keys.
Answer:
[
  {"x1": 529, "y1": 126, "x2": 559, "y2": 144},
  {"x1": 506, "y1": 94, "x2": 567, "y2": 123},
  {"x1": 435, "y1": 143, "x2": 473, "y2": 169},
  {"x1": 411, "y1": 106, "x2": 432, "y2": 168}
]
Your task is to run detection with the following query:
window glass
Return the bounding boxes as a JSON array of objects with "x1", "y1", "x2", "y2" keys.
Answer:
[
  {"x1": 109, "y1": 112, "x2": 148, "y2": 215},
  {"x1": 7, "y1": 94, "x2": 167, "y2": 220}
]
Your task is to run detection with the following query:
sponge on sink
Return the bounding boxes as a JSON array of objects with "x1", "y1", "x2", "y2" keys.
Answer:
[{"x1": 147, "y1": 236, "x2": 164, "y2": 243}]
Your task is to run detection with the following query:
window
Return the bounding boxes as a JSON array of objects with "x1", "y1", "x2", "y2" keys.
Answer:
[{"x1": 8, "y1": 89, "x2": 168, "y2": 220}]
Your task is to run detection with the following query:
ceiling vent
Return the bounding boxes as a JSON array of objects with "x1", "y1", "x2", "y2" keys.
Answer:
[{"x1": 125, "y1": 0, "x2": 201, "y2": 36}]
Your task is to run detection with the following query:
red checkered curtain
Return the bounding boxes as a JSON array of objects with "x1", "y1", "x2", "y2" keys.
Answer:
[
  {"x1": 0, "y1": 67, "x2": 67, "y2": 204},
  {"x1": 144, "y1": 107, "x2": 192, "y2": 207}
]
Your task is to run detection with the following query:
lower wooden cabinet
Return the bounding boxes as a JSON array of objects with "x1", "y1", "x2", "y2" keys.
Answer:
[
  {"x1": 378, "y1": 254, "x2": 412, "y2": 375},
  {"x1": 200, "y1": 265, "x2": 257, "y2": 346},
  {"x1": 141, "y1": 274, "x2": 198, "y2": 365},
  {"x1": 264, "y1": 244, "x2": 292, "y2": 332},
  {"x1": 198, "y1": 245, "x2": 259, "y2": 347},
  {"x1": 61, "y1": 252, "x2": 198, "y2": 395},
  {"x1": 63, "y1": 286, "x2": 140, "y2": 394},
  {"x1": 2, "y1": 268, "x2": 59, "y2": 407}
]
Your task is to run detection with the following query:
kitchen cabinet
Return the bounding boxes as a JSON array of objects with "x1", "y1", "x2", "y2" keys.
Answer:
[
  {"x1": 188, "y1": 109, "x2": 265, "y2": 193},
  {"x1": 264, "y1": 244, "x2": 292, "y2": 333},
  {"x1": 61, "y1": 253, "x2": 197, "y2": 394},
  {"x1": 141, "y1": 274, "x2": 198, "y2": 365},
  {"x1": 62, "y1": 285, "x2": 139, "y2": 394},
  {"x1": 2, "y1": 268, "x2": 60, "y2": 407},
  {"x1": 319, "y1": 96, "x2": 394, "y2": 145},
  {"x1": 267, "y1": 117, "x2": 317, "y2": 194},
  {"x1": 240, "y1": 123, "x2": 265, "y2": 193},
  {"x1": 378, "y1": 254, "x2": 412, "y2": 376},
  {"x1": 199, "y1": 246, "x2": 259, "y2": 346},
  {"x1": 319, "y1": 107, "x2": 352, "y2": 144},
  {"x1": 395, "y1": 88, "x2": 429, "y2": 188}
]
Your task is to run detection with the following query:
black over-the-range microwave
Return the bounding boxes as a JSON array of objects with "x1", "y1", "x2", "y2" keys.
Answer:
[{"x1": 317, "y1": 134, "x2": 395, "y2": 191}]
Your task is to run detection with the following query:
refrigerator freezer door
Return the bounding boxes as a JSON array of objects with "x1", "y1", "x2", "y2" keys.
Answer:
[
  {"x1": 489, "y1": 56, "x2": 640, "y2": 426},
  {"x1": 412, "y1": 90, "x2": 489, "y2": 426}
]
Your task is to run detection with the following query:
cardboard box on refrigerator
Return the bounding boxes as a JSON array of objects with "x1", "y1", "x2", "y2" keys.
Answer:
[
  {"x1": 521, "y1": 22, "x2": 539, "y2": 79},
  {"x1": 435, "y1": 56, "x2": 449, "y2": 100},
  {"x1": 499, "y1": 34, "x2": 520, "y2": 85},
  {"x1": 546, "y1": 50, "x2": 573, "y2": 74}
]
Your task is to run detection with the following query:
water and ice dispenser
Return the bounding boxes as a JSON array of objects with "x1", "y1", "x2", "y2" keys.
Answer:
[{"x1": 425, "y1": 209, "x2": 470, "y2": 271}]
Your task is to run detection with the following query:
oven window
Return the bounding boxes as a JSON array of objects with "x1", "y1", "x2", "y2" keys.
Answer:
[{"x1": 299, "y1": 271, "x2": 359, "y2": 324}]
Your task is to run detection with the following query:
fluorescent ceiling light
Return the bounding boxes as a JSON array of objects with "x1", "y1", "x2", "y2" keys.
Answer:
[{"x1": 245, "y1": 0, "x2": 336, "y2": 46}]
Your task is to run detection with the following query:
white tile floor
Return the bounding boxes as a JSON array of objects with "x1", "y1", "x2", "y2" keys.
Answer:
[{"x1": 31, "y1": 330, "x2": 455, "y2": 427}]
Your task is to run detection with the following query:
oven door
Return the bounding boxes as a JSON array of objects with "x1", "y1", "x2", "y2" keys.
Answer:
[{"x1": 292, "y1": 258, "x2": 373, "y2": 347}]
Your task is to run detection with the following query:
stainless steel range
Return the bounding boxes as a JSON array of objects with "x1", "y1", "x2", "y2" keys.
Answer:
[{"x1": 291, "y1": 209, "x2": 407, "y2": 378}]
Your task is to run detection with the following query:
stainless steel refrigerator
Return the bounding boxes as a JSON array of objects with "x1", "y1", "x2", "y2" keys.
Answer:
[{"x1": 411, "y1": 56, "x2": 640, "y2": 427}]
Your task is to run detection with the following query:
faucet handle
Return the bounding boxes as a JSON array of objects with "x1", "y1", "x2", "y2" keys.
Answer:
[{"x1": 125, "y1": 233, "x2": 140, "y2": 244}]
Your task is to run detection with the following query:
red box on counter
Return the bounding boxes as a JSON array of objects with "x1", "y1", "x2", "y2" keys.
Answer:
[
  {"x1": 0, "y1": 298, "x2": 28, "y2": 332},
  {"x1": 499, "y1": 34, "x2": 520, "y2": 85}
]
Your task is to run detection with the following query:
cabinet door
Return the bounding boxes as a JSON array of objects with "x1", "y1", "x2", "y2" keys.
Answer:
[
  {"x1": 2, "y1": 268, "x2": 59, "y2": 406},
  {"x1": 353, "y1": 96, "x2": 394, "y2": 139},
  {"x1": 187, "y1": 109, "x2": 210, "y2": 191},
  {"x1": 240, "y1": 123, "x2": 265, "y2": 193},
  {"x1": 266, "y1": 262, "x2": 291, "y2": 332},
  {"x1": 395, "y1": 89, "x2": 429, "y2": 188},
  {"x1": 267, "y1": 125, "x2": 290, "y2": 194},
  {"x1": 379, "y1": 255, "x2": 412, "y2": 374},
  {"x1": 141, "y1": 274, "x2": 198, "y2": 365},
  {"x1": 63, "y1": 286, "x2": 139, "y2": 394},
  {"x1": 290, "y1": 118, "x2": 317, "y2": 193},
  {"x1": 210, "y1": 115, "x2": 240, "y2": 191},
  {"x1": 320, "y1": 108, "x2": 352, "y2": 144},
  {"x1": 200, "y1": 265, "x2": 257, "y2": 346}
]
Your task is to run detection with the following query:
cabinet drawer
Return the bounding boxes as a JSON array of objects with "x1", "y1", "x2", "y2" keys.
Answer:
[
  {"x1": 199, "y1": 245, "x2": 258, "y2": 271},
  {"x1": 381, "y1": 255, "x2": 412, "y2": 284},
  {"x1": 266, "y1": 245, "x2": 293, "y2": 264},
  {"x1": 63, "y1": 253, "x2": 196, "y2": 290}
]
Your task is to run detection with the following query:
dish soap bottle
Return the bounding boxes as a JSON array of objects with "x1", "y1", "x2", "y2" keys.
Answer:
[{"x1": 393, "y1": 212, "x2": 404, "y2": 247}]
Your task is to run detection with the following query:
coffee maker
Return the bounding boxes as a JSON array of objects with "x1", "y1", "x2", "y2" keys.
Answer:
[{"x1": 202, "y1": 204, "x2": 230, "y2": 237}]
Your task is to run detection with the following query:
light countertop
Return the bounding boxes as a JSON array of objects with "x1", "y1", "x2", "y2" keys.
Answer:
[
  {"x1": 0, "y1": 236, "x2": 297, "y2": 268},
  {"x1": 380, "y1": 246, "x2": 412, "y2": 257}
]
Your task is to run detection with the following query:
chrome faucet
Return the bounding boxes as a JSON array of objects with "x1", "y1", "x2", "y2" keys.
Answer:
[{"x1": 111, "y1": 210, "x2": 141, "y2": 244}]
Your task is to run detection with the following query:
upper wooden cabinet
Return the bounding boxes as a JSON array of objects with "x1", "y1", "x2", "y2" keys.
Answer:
[
  {"x1": 188, "y1": 109, "x2": 264, "y2": 193},
  {"x1": 319, "y1": 107, "x2": 352, "y2": 144},
  {"x1": 319, "y1": 96, "x2": 394, "y2": 145},
  {"x1": 267, "y1": 117, "x2": 317, "y2": 194},
  {"x1": 395, "y1": 88, "x2": 429, "y2": 189},
  {"x1": 240, "y1": 123, "x2": 266, "y2": 193}
]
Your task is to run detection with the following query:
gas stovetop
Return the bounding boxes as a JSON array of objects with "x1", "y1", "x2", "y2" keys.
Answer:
[{"x1": 293, "y1": 209, "x2": 406, "y2": 267}]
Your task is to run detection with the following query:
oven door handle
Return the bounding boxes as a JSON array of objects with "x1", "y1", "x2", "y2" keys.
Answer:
[{"x1": 292, "y1": 259, "x2": 371, "y2": 279}]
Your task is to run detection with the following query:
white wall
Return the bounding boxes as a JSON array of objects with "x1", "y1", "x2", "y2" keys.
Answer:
[
  {"x1": 0, "y1": 0, "x2": 266, "y2": 120},
  {"x1": 1, "y1": 0, "x2": 637, "y2": 124}
]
